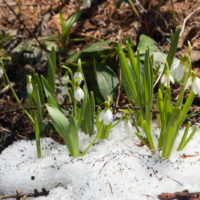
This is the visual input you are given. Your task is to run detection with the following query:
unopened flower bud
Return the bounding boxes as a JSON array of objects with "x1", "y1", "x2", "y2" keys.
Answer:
[{"x1": 27, "y1": 82, "x2": 33, "y2": 94}]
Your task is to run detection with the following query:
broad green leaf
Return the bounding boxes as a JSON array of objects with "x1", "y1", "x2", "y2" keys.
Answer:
[
  {"x1": 95, "y1": 63, "x2": 119, "y2": 101},
  {"x1": 166, "y1": 28, "x2": 181, "y2": 69},
  {"x1": 46, "y1": 105, "x2": 80, "y2": 157},
  {"x1": 47, "y1": 48, "x2": 56, "y2": 95},
  {"x1": 41, "y1": 75, "x2": 54, "y2": 98},
  {"x1": 67, "y1": 41, "x2": 111, "y2": 62},
  {"x1": 137, "y1": 34, "x2": 161, "y2": 54}
]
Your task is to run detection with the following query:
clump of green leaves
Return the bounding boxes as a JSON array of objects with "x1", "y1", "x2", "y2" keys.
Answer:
[{"x1": 118, "y1": 29, "x2": 199, "y2": 158}]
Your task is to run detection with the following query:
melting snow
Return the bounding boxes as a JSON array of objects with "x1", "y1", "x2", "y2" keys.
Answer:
[{"x1": 0, "y1": 122, "x2": 200, "y2": 200}]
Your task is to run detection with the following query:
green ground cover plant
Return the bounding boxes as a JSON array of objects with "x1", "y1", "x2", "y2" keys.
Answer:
[{"x1": 0, "y1": 27, "x2": 199, "y2": 159}]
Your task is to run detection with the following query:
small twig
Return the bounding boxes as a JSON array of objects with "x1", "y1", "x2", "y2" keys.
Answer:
[
  {"x1": 165, "y1": 175, "x2": 183, "y2": 187},
  {"x1": 3, "y1": 0, "x2": 48, "y2": 52},
  {"x1": 180, "y1": 6, "x2": 200, "y2": 37},
  {"x1": 107, "y1": 180, "x2": 113, "y2": 194},
  {"x1": 99, "y1": 155, "x2": 117, "y2": 175},
  {"x1": 158, "y1": 190, "x2": 200, "y2": 200},
  {"x1": 0, "y1": 188, "x2": 49, "y2": 200},
  {"x1": 115, "y1": 69, "x2": 122, "y2": 108},
  {"x1": 0, "y1": 83, "x2": 15, "y2": 94}
]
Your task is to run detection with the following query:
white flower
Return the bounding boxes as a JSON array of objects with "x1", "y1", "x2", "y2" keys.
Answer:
[
  {"x1": 99, "y1": 109, "x2": 113, "y2": 125},
  {"x1": 27, "y1": 83, "x2": 33, "y2": 94},
  {"x1": 0, "y1": 67, "x2": 3, "y2": 78},
  {"x1": 170, "y1": 59, "x2": 185, "y2": 81},
  {"x1": 185, "y1": 77, "x2": 192, "y2": 90},
  {"x1": 74, "y1": 72, "x2": 83, "y2": 84},
  {"x1": 174, "y1": 64, "x2": 184, "y2": 81},
  {"x1": 192, "y1": 77, "x2": 200, "y2": 96},
  {"x1": 74, "y1": 87, "x2": 84, "y2": 101},
  {"x1": 60, "y1": 86, "x2": 68, "y2": 96},
  {"x1": 82, "y1": 0, "x2": 91, "y2": 8},
  {"x1": 61, "y1": 75, "x2": 70, "y2": 85},
  {"x1": 161, "y1": 73, "x2": 174, "y2": 87}
]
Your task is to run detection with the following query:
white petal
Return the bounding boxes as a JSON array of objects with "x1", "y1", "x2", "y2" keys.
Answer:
[
  {"x1": 0, "y1": 67, "x2": 3, "y2": 78},
  {"x1": 192, "y1": 77, "x2": 200, "y2": 95},
  {"x1": 99, "y1": 110, "x2": 105, "y2": 122},
  {"x1": 61, "y1": 75, "x2": 69, "y2": 85},
  {"x1": 161, "y1": 75, "x2": 168, "y2": 87},
  {"x1": 82, "y1": 0, "x2": 91, "y2": 8},
  {"x1": 185, "y1": 77, "x2": 192, "y2": 90},
  {"x1": 175, "y1": 64, "x2": 184, "y2": 81},
  {"x1": 171, "y1": 59, "x2": 180, "y2": 71},
  {"x1": 27, "y1": 83, "x2": 33, "y2": 94},
  {"x1": 74, "y1": 88, "x2": 84, "y2": 101},
  {"x1": 170, "y1": 75, "x2": 175, "y2": 84},
  {"x1": 99, "y1": 109, "x2": 113, "y2": 125},
  {"x1": 61, "y1": 87, "x2": 68, "y2": 96},
  {"x1": 74, "y1": 72, "x2": 83, "y2": 84}
]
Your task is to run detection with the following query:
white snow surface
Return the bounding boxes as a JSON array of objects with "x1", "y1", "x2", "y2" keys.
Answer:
[{"x1": 0, "y1": 122, "x2": 200, "y2": 200}]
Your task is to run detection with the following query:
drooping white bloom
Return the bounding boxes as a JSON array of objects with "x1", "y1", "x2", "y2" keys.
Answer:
[
  {"x1": 174, "y1": 64, "x2": 184, "y2": 81},
  {"x1": 61, "y1": 75, "x2": 70, "y2": 85},
  {"x1": 161, "y1": 73, "x2": 174, "y2": 87},
  {"x1": 0, "y1": 67, "x2": 3, "y2": 78},
  {"x1": 27, "y1": 83, "x2": 33, "y2": 94},
  {"x1": 185, "y1": 76, "x2": 192, "y2": 90},
  {"x1": 99, "y1": 109, "x2": 113, "y2": 125},
  {"x1": 74, "y1": 72, "x2": 83, "y2": 85},
  {"x1": 60, "y1": 86, "x2": 68, "y2": 96},
  {"x1": 82, "y1": 0, "x2": 91, "y2": 8},
  {"x1": 74, "y1": 87, "x2": 84, "y2": 101},
  {"x1": 170, "y1": 59, "x2": 185, "y2": 81},
  {"x1": 192, "y1": 77, "x2": 200, "y2": 96}
]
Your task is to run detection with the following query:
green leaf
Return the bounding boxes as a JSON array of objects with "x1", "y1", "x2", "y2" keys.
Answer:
[
  {"x1": 67, "y1": 41, "x2": 111, "y2": 62},
  {"x1": 47, "y1": 48, "x2": 56, "y2": 95},
  {"x1": 46, "y1": 105, "x2": 80, "y2": 157},
  {"x1": 95, "y1": 62, "x2": 119, "y2": 101},
  {"x1": 166, "y1": 28, "x2": 181, "y2": 69},
  {"x1": 41, "y1": 75, "x2": 54, "y2": 98},
  {"x1": 137, "y1": 34, "x2": 161, "y2": 54},
  {"x1": 59, "y1": 10, "x2": 81, "y2": 47}
]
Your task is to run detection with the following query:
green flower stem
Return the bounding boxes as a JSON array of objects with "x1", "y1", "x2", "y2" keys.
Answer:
[
  {"x1": 34, "y1": 121, "x2": 42, "y2": 158},
  {"x1": 1, "y1": 61, "x2": 35, "y2": 124}
]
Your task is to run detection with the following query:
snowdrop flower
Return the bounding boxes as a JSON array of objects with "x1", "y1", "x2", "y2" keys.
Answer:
[
  {"x1": 99, "y1": 109, "x2": 113, "y2": 125},
  {"x1": 185, "y1": 76, "x2": 192, "y2": 90},
  {"x1": 174, "y1": 63, "x2": 184, "y2": 81},
  {"x1": 192, "y1": 77, "x2": 200, "y2": 96},
  {"x1": 0, "y1": 66, "x2": 3, "y2": 78},
  {"x1": 27, "y1": 82, "x2": 33, "y2": 94},
  {"x1": 82, "y1": 0, "x2": 91, "y2": 8},
  {"x1": 74, "y1": 87, "x2": 84, "y2": 101},
  {"x1": 74, "y1": 72, "x2": 83, "y2": 85},
  {"x1": 61, "y1": 75, "x2": 70, "y2": 85},
  {"x1": 161, "y1": 73, "x2": 174, "y2": 87},
  {"x1": 60, "y1": 86, "x2": 68, "y2": 96}
]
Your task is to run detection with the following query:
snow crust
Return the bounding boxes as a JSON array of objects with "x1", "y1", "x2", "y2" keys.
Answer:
[{"x1": 0, "y1": 122, "x2": 200, "y2": 200}]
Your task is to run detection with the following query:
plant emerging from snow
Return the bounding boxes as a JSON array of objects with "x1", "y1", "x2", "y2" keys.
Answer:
[{"x1": 118, "y1": 29, "x2": 199, "y2": 159}]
